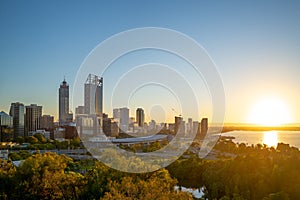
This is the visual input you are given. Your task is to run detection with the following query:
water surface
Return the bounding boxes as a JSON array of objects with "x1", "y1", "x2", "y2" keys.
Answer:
[{"x1": 221, "y1": 131, "x2": 300, "y2": 148}]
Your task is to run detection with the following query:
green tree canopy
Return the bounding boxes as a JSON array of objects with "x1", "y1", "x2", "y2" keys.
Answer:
[{"x1": 14, "y1": 152, "x2": 85, "y2": 200}]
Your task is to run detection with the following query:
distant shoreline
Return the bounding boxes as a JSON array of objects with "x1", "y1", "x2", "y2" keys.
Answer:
[{"x1": 220, "y1": 126, "x2": 300, "y2": 133}]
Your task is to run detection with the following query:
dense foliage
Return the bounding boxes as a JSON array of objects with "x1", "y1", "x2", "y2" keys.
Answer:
[
  {"x1": 167, "y1": 141, "x2": 300, "y2": 200},
  {"x1": 0, "y1": 152, "x2": 191, "y2": 200},
  {"x1": 12, "y1": 134, "x2": 81, "y2": 151},
  {"x1": 1, "y1": 140, "x2": 300, "y2": 199}
]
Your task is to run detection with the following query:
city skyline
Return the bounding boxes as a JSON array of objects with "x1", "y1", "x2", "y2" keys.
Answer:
[
  {"x1": 1, "y1": 1, "x2": 300, "y2": 124},
  {"x1": 1, "y1": 72, "x2": 299, "y2": 126},
  {"x1": 1, "y1": 2, "x2": 300, "y2": 199}
]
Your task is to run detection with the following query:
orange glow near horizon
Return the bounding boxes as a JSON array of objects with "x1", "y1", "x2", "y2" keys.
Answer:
[{"x1": 247, "y1": 97, "x2": 293, "y2": 126}]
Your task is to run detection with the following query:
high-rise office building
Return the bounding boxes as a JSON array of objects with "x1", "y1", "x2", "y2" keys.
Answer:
[
  {"x1": 113, "y1": 107, "x2": 129, "y2": 132},
  {"x1": 113, "y1": 108, "x2": 120, "y2": 120},
  {"x1": 9, "y1": 102, "x2": 25, "y2": 139},
  {"x1": 193, "y1": 121, "x2": 200, "y2": 135},
  {"x1": 0, "y1": 111, "x2": 14, "y2": 142},
  {"x1": 84, "y1": 74, "x2": 103, "y2": 116},
  {"x1": 59, "y1": 78, "x2": 69, "y2": 125},
  {"x1": 201, "y1": 118, "x2": 208, "y2": 136},
  {"x1": 187, "y1": 118, "x2": 193, "y2": 134},
  {"x1": 103, "y1": 113, "x2": 119, "y2": 137},
  {"x1": 174, "y1": 116, "x2": 183, "y2": 134},
  {"x1": 0, "y1": 111, "x2": 13, "y2": 127},
  {"x1": 25, "y1": 104, "x2": 42, "y2": 135},
  {"x1": 40, "y1": 115, "x2": 54, "y2": 130},
  {"x1": 75, "y1": 75, "x2": 103, "y2": 136},
  {"x1": 136, "y1": 108, "x2": 145, "y2": 127}
]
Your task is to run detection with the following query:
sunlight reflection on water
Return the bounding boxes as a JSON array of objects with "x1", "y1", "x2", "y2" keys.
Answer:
[
  {"x1": 263, "y1": 131, "x2": 278, "y2": 147},
  {"x1": 222, "y1": 130, "x2": 300, "y2": 149}
]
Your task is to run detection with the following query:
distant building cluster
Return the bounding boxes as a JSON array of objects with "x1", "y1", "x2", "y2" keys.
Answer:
[
  {"x1": 72, "y1": 74, "x2": 208, "y2": 140},
  {"x1": 0, "y1": 74, "x2": 209, "y2": 144},
  {"x1": 0, "y1": 102, "x2": 54, "y2": 142}
]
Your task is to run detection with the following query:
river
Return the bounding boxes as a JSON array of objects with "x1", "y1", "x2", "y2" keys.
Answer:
[{"x1": 221, "y1": 130, "x2": 300, "y2": 148}]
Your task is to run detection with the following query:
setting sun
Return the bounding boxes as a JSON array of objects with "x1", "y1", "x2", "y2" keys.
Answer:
[{"x1": 248, "y1": 97, "x2": 292, "y2": 126}]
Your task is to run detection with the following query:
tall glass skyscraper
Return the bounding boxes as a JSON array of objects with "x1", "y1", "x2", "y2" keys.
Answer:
[
  {"x1": 25, "y1": 104, "x2": 42, "y2": 135},
  {"x1": 136, "y1": 108, "x2": 145, "y2": 127},
  {"x1": 84, "y1": 74, "x2": 103, "y2": 116},
  {"x1": 75, "y1": 75, "x2": 103, "y2": 136},
  {"x1": 9, "y1": 102, "x2": 25, "y2": 139},
  {"x1": 59, "y1": 78, "x2": 69, "y2": 125}
]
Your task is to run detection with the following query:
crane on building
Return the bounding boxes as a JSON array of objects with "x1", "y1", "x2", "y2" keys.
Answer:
[{"x1": 171, "y1": 108, "x2": 182, "y2": 117}]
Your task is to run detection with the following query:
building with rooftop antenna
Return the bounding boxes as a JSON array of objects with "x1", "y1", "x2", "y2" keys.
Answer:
[{"x1": 59, "y1": 78, "x2": 70, "y2": 125}]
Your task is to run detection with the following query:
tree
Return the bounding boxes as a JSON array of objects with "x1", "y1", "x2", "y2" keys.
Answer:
[
  {"x1": 167, "y1": 156, "x2": 204, "y2": 188},
  {"x1": 70, "y1": 137, "x2": 81, "y2": 149},
  {"x1": 14, "y1": 152, "x2": 85, "y2": 200},
  {"x1": 33, "y1": 133, "x2": 46, "y2": 143},
  {"x1": 27, "y1": 136, "x2": 38, "y2": 144},
  {"x1": 81, "y1": 161, "x2": 117, "y2": 199},
  {"x1": 102, "y1": 169, "x2": 193, "y2": 200},
  {"x1": 8, "y1": 152, "x2": 22, "y2": 161},
  {"x1": 0, "y1": 159, "x2": 16, "y2": 199},
  {"x1": 16, "y1": 136, "x2": 25, "y2": 144}
]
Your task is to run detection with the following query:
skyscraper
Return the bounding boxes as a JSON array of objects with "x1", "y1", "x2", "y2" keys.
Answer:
[
  {"x1": 9, "y1": 102, "x2": 25, "y2": 139},
  {"x1": 113, "y1": 107, "x2": 129, "y2": 132},
  {"x1": 187, "y1": 118, "x2": 193, "y2": 134},
  {"x1": 136, "y1": 108, "x2": 145, "y2": 127},
  {"x1": 59, "y1": 78, "x2": 69, "y2": 125},
  {"x1": 201, "y1": 118, "x2": 208, "y2": 136},
  {"x1": 75, "y1": 74, "x2": 103, "y2": 136},
  {"x1": 0, "y1": 111, "x2": 14, "y2": 142},
  {"x1": 193, "y1": 121, "x2": 200, "y2": 135},
  {"x1": 103, "y1": 113, "x2": 119, "y2": 137},
  {"x1": 84, "y1": 74, "x2": 103, "y2": 116},
  {"x1": 25, "y1": 104, "x2": 42, "y2": 135},
  {"x1": 40, "y1": 115, "x2": 54, "y2": 130},
  {"x1": 113, "y1": 108, "x2": 120, "y2": 120},
  {"x1": 0, "y1": 111, "x2": 13, "y2": 127},
  {"x1": 174, "y1": 116, "x2": 183, "y2": 134}
]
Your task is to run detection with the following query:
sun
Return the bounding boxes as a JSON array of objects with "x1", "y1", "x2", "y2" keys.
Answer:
[{"x1": 248, "y1": 97, "x2": 292, "y2": 126}]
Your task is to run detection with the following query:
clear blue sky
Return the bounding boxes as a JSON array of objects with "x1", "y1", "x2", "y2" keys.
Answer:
[{"x1": 1, "y1": 0, "x2": 300, "y2": 123}]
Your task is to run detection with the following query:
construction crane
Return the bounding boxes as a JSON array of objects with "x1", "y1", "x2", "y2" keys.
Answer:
[{"x1": 171, "y1": 108, "x2": 181, "y2": 117}]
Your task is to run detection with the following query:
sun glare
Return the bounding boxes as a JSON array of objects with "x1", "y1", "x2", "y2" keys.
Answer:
[
  {"x1": 248, "y1": 97, "x2": 292, "y2": 126},
  {"x1": 263, "y1": 131, "x2": 278, "y2": 147}
]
